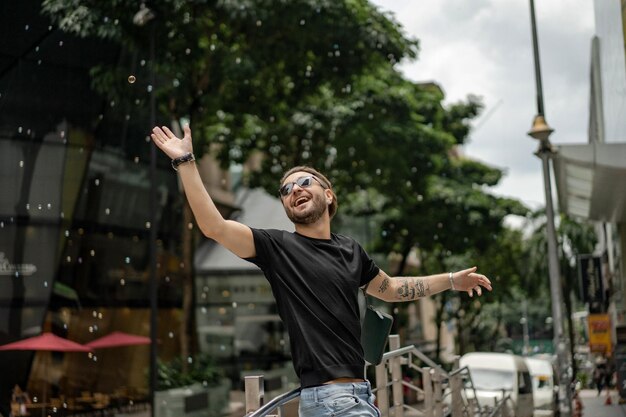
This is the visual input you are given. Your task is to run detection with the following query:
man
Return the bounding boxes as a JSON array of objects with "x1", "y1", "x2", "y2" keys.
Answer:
[{"x1": 151, "y1": 124, "x2": 492, "y2": 417}]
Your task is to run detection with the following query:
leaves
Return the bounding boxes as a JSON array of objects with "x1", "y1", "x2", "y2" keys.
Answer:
[
  {"x1": 156, "y1": 353, "x2": 222, "y2": 390},
  {"x1": 42, "y1": 0, "x2": 552, "y2": 360}
]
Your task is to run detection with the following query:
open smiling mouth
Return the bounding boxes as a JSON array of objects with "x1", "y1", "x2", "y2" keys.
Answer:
[{"x1": 294, "y1": 196, "x2": 310, "y2": 207}]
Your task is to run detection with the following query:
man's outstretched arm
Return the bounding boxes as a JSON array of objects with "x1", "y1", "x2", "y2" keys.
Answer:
[{"x1": 366, "y1": 267, "x2": 492, "y2": 302}]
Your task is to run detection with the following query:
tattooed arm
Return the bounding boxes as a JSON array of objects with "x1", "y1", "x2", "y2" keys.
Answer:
[{"x1": 366, "y1": 267, "x2": 492, "y2": 302}]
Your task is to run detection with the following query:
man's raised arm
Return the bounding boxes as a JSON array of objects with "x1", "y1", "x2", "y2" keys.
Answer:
[{"x1": 151, "y1": 124, "x2": 255, "y2": 259}]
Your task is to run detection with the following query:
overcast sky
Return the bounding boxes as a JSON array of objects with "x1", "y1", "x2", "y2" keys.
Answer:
[{"x1": 370, "y1": 0, "x2": 596, "y2": 210}]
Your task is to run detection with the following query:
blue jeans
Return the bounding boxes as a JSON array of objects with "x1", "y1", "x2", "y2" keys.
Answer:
[{"x1": 299, "y1": 381, "x2": 380, "y2": 417}]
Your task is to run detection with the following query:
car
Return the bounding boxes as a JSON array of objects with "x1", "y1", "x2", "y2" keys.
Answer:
[
  {"x1": 525, "y1": 357, "x2": 558, "y2": 417},
  {"x1": 457, "y1": 352, "x2": 534, "y2": 417}
]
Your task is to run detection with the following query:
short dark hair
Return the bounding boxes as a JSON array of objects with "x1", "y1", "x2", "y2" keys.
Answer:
[{"x1": 280, "y1": 166, "x2": 338, "y2": 219}]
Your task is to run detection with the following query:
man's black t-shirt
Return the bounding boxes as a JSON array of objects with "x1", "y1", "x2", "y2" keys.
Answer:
[{"x1": 245, "y1": 228, "x2": 380, "y2": 387}]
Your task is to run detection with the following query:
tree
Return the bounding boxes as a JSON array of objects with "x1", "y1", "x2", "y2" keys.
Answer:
[
  {"x1": 243, "y1": 64, "x2": 529, "y2": 360},
  {"x1": 327, "y1": 78, "x2": 529, "y2": 359},
  {"x1": 41, "y1": 0, "x2": 420, "y2": 370},
  {"x1": 238, "y1": 61, "x2": 530, "y2": 361},
  {"x1": 408, "y1": 164, "x2": 527, "y2": 359},
  {"x1": 524, "y1": 210, "x2": 597, "y2": 375},
  {"x1": 42, "y1": 0, "x2": 529, "y2": 369},
  {"x1": 453, "y1": 227, "x2": 527, "y2": 354},
  {"x1": 42, "y1": 0, "x2": 417, "y2": 155}
]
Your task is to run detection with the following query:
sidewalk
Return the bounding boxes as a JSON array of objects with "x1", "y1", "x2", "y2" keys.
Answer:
[{"x1": 578, "y1": 389, "x2": 626, "y2": 417}]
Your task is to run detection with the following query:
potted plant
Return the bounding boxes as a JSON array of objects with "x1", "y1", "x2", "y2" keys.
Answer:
[{"x1": 155, "y1": 353, "x2": 229, "y2": 417}]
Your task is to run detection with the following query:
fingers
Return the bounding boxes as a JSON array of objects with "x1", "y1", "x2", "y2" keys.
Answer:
[
  {"x1": 150, "y1": 131, "x2": 167, "y2": 153},
  {"x1": 479, "y1": 275, "x2": 492, "y2": 291},
  {"x1": 457, "y1": 268, "x2": 492, "y2": 297},
  {"x1": 468, "y1": 272, "x2": 492, "y2": 291},
  {"x1": 150, "y1": 126, "x2": 183, "y2": 158},
  {"x1": 467, "y1": 286, "x2": 483, "y2": 298},
  {"x1": 460, "y1": 266, "x2": 477, "y2": 275},
  {"x1": 473, "y1": 275, "x2": 492, "y2": 291},
  {"x1": 151, "y1": 126, "x2": 167, "y2": 144},
  {"x1": 468, "y1": 286, "x2": 481, "y2": 296},
  {"x1": 183, "y1": 123, "x2": 192, "y2": 141},
  {"x1": 151, "y1": 125, "x2": 183, "y2": 141},
  {"x1": 161, "y1": 125, "x2": 178, "y2": 139},
  {"x1": 151, "y1": 125, "x2": 191, "y2": 143}
]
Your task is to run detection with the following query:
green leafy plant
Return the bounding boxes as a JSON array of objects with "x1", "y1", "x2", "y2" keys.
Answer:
[{"x1": 156, "y1": 353, "x2": 222, "y2": 390}]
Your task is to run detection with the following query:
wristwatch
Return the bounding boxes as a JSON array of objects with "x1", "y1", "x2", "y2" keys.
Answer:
[{"x1": 171, "y1": 153, "x2": 195, "y2": 171}]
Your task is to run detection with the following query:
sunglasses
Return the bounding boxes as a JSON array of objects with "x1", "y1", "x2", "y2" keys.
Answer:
[{"x1": 278, "y1": 175, "x2": 326, "y2": 197}]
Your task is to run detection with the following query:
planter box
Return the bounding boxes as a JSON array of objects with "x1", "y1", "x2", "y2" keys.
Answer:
[{"x1": 155, "y1": 381, "x2": 229, "y2": 417}]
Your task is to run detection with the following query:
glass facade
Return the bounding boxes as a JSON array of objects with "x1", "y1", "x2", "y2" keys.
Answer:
[
  {"x1": 0, "y1": 1, "x2": 186, "y2": 414},
  {"x1": 195, "y1": 274, "x2": 296, "y2": 390},
  {"x1": 2, "y1": 2, "x2": 392, "y2": 416},
  {"x1": 1, "y1": 2, "x2": 323, "y2": 415}
]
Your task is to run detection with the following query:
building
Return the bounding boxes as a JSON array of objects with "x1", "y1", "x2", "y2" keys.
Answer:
[
  {"x1": 194, "y1": 188, "x2": 297, "y2": 393},
  {"x1": 0, "y1": 1, "x2": 193, "y2": 414},
  {"x1": 553, "y1": 0, "x2": 626, "y2": 357}
]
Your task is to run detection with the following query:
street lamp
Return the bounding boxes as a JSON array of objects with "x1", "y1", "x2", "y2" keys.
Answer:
[
  {"x1": 527, "y1": 1, "x2": 571, "y2": 416},
  {"x1": 133, "y1": 5, "x2": 158, "y2": 417}
]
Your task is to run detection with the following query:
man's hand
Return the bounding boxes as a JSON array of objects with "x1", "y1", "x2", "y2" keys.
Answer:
[
  {"x1": 151, "y1": 124, "x2": 193, "y2": 160},
  {"x1": 451, "y1": 267, "x2": 492, "y2": 297}
]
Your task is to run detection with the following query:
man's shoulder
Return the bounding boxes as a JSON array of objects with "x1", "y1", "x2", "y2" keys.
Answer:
[
  {"x1": 251, "y1": 227, "x2": 292, "y2": 241},
  {"x1": 332, "y1": 232, "x2": 360, "y2": 244},
  {"x1": 332, "y1": 233, "x2": 368, "y2": 251}
]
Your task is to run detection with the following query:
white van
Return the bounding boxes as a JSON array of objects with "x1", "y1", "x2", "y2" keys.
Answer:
[
  {"x1": 524, "y1": 357, "x2": 558, "y2": 417},
  {"x1": 460, "y1": 352, "x2": 534, "y2": 417}
]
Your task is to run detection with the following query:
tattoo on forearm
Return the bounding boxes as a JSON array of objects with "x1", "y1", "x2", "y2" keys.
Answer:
[
  {"x1": 396, "y1": 278, "x2": 429, "y2": 300},
  {"x1": 378, "y1": 278, "x2": 390, "y2": 293},
  {"x1": 397, "y1": 279, "x2": 415, "y2": 299},
  {"x1": 415, "y1": 279, "x2": 427, "y2": 298}
]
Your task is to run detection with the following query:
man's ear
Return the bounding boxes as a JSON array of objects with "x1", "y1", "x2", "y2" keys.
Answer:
[{"x1": 325, "y1": 189, "x2": 333, "y2": 204}]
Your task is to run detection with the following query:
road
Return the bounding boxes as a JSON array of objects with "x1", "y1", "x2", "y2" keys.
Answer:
[{"x1": 578, "y1": 388, "x2": 626, "y2": 417}]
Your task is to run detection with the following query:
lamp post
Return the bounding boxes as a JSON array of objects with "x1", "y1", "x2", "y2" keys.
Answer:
[
  {"x1": 133, "y1": 5, "x2": 158, "y2": 417},
  {"x1": 527, "y1": 1, "x2": 571, "y2": 416}
]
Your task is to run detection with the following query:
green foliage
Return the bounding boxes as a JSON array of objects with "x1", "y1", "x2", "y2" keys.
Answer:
[
  {"x1": 442, "y1": 96, "x2": 483, "y2": 145},
  {"x1": 512, "y1": 210, "x2": 598, "y2": 375},
  {"x1": 42, "y1": 0, "x2": 418, "y2": 160},
  {"x1": 156, "y1": 353, "x2": 222, "y2": 390},
  {"x1": 456, "y1": 211, "x2": 597, "y2": 355},
  {"x1": 42, "y1": 0, "x2": 534, "y2": 360},
  {"x1": 450, "y1": 227, "x2": 528, "y2": 354},
  {"x1": 523, "y1": 210, "x2": 598, "y2": 298}
]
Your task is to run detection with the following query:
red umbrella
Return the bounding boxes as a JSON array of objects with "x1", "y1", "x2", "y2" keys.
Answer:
[
  {"x1": 84, "y1": 332, "x2": 150, "y2": 399},
  {"x1": 0, "y1": 332, "x2": 91, "y2": 352},
  {"x1": 85, "y1": 331, "x2": 150, "y2": 349},
  {"x1": 0, "y1": 333, "x2": 90, "y2": 417}
]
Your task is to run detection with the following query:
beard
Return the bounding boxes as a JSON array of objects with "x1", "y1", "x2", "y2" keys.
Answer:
[{"x1": 284, "y1": 192, "x2": 327, "y2": 225}]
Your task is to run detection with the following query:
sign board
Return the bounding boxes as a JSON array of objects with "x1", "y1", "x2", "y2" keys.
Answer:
[
  {"x1": 588, "y1": 313, "x2": 612, "y2": 356},
  {"x1": 0, "y1": 252, "x2": 37, "y2": 276},
  {"x1": 617, "y1": 325, "x2": 626, "y2": 344},
  {"x1": 578, "y1": 255, "x2": 605, "y2": 313}
]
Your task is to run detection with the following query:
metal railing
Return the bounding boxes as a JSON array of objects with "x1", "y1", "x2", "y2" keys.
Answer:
[
  {"x1": 244, "y1": 376, "x2": 300, "y2": 417},
  {"x1": 243, "y1": 335, "x2": 512, "y2": 417},
  {"x1": 485, "y1": 393, "x2": 512, "y2": 417}
]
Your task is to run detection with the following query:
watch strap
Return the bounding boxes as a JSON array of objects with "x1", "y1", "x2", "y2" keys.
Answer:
[{"x1": 171, "y1": 153, "x2": 195, "y2": 171}]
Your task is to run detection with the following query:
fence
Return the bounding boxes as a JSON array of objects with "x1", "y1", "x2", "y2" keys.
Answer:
[{"x1": 243, "y1": 334, "x2": 512, "y2": 417}]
